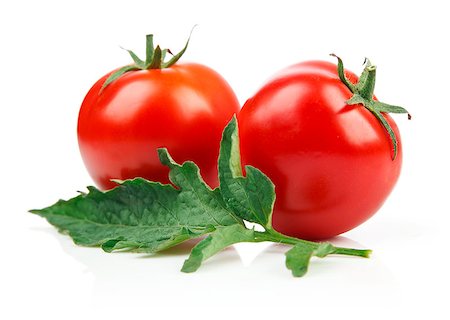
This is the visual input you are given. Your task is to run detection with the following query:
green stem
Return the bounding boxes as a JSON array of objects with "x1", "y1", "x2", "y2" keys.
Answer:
[
  {"x1": 331, "y1": 54, "x2": 410, "y2": 160},
  {"x1": 101, "y1": 29, "x2": 194, "y2": 91},
  {"x1": 254, "y1": 230, "x2": 371, "y2": 258},
  {"x1": 358, "y1": 65, "x2": 377, "y2": 100},
  {"x1": 334, "y1": 247, "x2": 372, "y2": 258}
]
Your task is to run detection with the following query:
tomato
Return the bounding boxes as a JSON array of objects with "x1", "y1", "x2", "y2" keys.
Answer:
[
  {"x1": 238, "y1": 58, "x2": 408, "y2": 240},
  {"x1": 78, "y1": 34, "x2": 240, "y2": 190}
]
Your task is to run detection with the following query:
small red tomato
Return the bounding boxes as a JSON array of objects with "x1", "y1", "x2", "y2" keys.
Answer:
[
  {"x1": 238, "y1": 56, "x2": 409, "y2": 240},
  {"x1": 78, "y1": 33, "x2": 240, "y2": 190}
]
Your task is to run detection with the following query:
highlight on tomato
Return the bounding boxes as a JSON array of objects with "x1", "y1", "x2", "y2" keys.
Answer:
[
  {"x1": 238, "y1": 55, "x2": 410, "y2": 240},
  {"x1": 77, "y1": 30, "x2": 240, "y2": 190}
]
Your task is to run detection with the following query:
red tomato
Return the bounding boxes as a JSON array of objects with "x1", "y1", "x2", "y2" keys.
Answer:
[
  {"x1": 78, "y1": 37, "x2": 239, "y2": 190},
  {"x1": 238, "y1": 60, "x2": 404, "y2": 240}
]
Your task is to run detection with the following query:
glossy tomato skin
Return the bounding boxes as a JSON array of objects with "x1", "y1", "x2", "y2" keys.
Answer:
[
  {"x1": 78, "y1": 63, "x2": 240, "y2": 190},
  {"x1": 238, "y1": 60, "x2": 402, "y2": 240}
]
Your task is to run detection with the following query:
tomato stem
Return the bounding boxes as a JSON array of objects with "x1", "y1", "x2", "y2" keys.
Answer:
[
  {"x1": 358, "y1": 63, "x2": 377, "y2": 100},
  {"x1": 253, "y1": 229, "x2": 371, "y2": 258},
  {"x1": 101, "y1": 27, "x2": 196, "y2": 91},
  {"x1": 330, "y1": 54, "x2": 410, "y2": 160},
  {"x1": 334, "y1": 247, "x2": 372, "y2": 258}
]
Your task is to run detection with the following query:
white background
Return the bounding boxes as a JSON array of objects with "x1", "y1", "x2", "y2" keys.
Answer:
[{"x1": 1, "y1": 0, "x2": 449, "y2": 319}]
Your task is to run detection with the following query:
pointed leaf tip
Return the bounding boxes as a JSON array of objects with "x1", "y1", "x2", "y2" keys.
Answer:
[
  {"x1": 162, "y1": 26, "x2": 196, "y2": 68},
  {"x1": 331, "y1": 54, "x2": 356, "y2": 93},
  {"x1": 157, "y1": 148, "x2": 171, "y2": 166},
  {"x1": 100, "y1": 65, "x2": 140, "y2": 92},
  {"x1": 218, "y1": 116, "x2": 276, "y2": 229},
  {"x1": 120, "y1": 47, "x2": 145, "y2": 68}
]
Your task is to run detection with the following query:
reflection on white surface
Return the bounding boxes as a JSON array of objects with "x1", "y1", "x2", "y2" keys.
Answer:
[
  {"x1": 24, "y1": 214, "x2": 447, "y2": 319},
  {"x1": 36, "y1": 226, "x2": 397, "y2": 297}
]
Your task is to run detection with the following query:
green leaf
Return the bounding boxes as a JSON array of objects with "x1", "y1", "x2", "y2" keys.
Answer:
[
  {"x1": 161, "y1": 48, "x2": 171, "y2": 62},
  {"x1": 181, "y1": 224, "x2": 256, "y2": 273},
  {"x1": 30, "y1": 149, "x2": 242, "y2": 253},
  {"x1": 330, "y1": 53, "x2": 356, "y2": 93},
  {"x1": 218, "y1": 116, "x2": 276, "y2": 229},
  {"x1": 148, "y1": 45, "x2": 162, "y2": 69},
  {"x1": 371, "y1": 109, "x2": 399, "y2": 159},
  {"x1": 162, "y1": 26, "x2": 195, "y2": 68},
  {"x1": 121, "y1": 47, "x2": 145, "y2": 69},
  {"x1": 285, "y1": 242, "x2": 336, "y2": 277},
  {"x1": 101, "y1": 65, "x2": 139, "y2": 91},
  {"x1": 346, "y1": 93, "x2": 366, "y2": 106},
  {"x1": 373, "y1": 101, "x2": 411, "y2": 116},
  {"x1": 31, "y1": 113, "x2": 373, "y2": 277}
]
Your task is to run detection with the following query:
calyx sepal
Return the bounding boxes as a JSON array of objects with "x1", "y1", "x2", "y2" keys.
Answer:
[
  {"x1": 330, "y1": 54, "x2": 411, "y2": 159},
  {"x1": 101, "y1": 27, "x2": 195, "y2": 91}
]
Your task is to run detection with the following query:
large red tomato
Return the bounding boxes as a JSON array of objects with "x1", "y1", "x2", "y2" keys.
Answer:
[
  {"x1": 78, "y1": 34, "x2": 240, "y2": 190},
  {"x1": 238, "y1": 57, "x2": 409, "y2": 240}
]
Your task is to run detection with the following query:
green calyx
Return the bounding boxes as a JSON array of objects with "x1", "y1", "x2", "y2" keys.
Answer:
[
  {"x1": 330, "y1": 54, "x2": 411, "y2": 160},
  {"x1": 101, "y1": 29, "x2": 195, "y2": 91}
]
